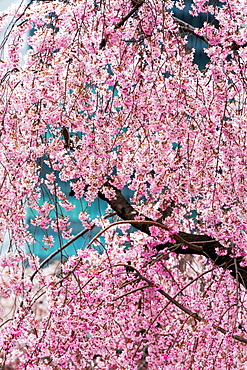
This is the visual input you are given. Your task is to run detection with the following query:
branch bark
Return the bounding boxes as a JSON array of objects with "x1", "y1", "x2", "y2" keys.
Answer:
[
  {"x1": 172, "y1": 16, "x2": 209, "y2": 45},
  {"x1": 115, "y1": 0, "x2": 145, "y2": 29},
  {"x1": 105, "y1": 1, "x2": 247, "y2": 53},
  {"x1": 98, "y1": 185, "x2": 247, "y2": 288}
]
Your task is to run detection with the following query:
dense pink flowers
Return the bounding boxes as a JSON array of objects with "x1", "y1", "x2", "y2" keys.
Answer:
[{"x1": 0, "y1": 0, "x2": 247, "y2": 368}]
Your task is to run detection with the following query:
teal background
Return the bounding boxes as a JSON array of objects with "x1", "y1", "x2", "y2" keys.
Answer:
[{"x1": 26, "y1": 0, "x2": 210, "y2": 260}]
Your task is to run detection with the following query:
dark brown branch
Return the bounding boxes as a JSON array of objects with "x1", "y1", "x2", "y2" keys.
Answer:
[
  {"x1": 116, "y1": 263, "x2": 247, "y2": 345},
  {"x1": 98, "y1": 185, "x2": 247, "y2": 288},
  {"x1": 114, "y1": 4, "x2": 247, "y2": 54},
  {"x1": 98, "y1": 183, "x2": 152, "y2": 234},
  {"x1": 115, "y1": 0, "x2": 145, "y2": 29},
  {"x1": 62, "y1": 127, "x2": 70, "y2": 149},
  {"x1": 173, "y1": 16, "x2": 247, "y2": 51},
  {"x1": 172, "y1": 16, "x2": 209, "y2": 45},
  {"x1": 0, "y1": 0, "x2": 36, "y2": 54},
  {"x1": 99, "y1": 0, "x2": 144, "y2": 49}
]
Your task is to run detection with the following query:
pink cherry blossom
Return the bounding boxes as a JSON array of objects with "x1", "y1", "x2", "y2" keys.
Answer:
[{"x1": 0, "y1": 0, "x2": 247, "y2": 368}]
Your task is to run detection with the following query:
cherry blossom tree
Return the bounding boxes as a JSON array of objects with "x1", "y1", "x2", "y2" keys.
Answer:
[{"x1": 1, "y1": 0, "x2": 247, "y2": 368}]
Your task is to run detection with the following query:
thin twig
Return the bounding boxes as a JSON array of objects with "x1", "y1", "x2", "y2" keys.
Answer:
[
  {"x1": 118, "y1": 263, "x2": 247, "y2": 345},
  {"x1": 30, "y1": 212, "x2": 116, "y2": 281}
]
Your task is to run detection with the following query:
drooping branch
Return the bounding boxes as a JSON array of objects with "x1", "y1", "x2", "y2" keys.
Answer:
[
  {"x1": 172, "y1": 16, "x2": 209, "y2": 44},
  {"x1": 118, "y1": 263, "x2": 247, "y2": 345},
  {"x1": 30, "y1": 212, "x2": 117, "y2": 281},
  {"x1": 101, "y1": 0, "x2": 210, "y2": 50},
  {"x1": 173, "y1": 16, "x2": 247, "y2": 51},
  {"x1": 98, "y1": 186, "x2": 247, "y2": 288},
  {"x1": 0, "y1": 0, "x2": 36, "y2": 55},
  {"x1": 102, "y1": 0, "x2": 247, "y2": 54},
  {"x1": 100, "y1": 0, "x2": 210, "y2": 51}
]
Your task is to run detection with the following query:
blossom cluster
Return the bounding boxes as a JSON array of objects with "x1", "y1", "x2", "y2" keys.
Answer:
[{"x1": 0, "y1": 0, "x2": 247, "y2": 368}]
